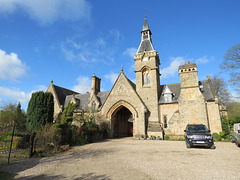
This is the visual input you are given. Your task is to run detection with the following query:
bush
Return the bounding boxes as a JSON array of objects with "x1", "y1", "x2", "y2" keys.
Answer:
[
  {"x1": 70, "y1": 126, "x2": 86, "y2": 146},
  {"x1": 164, "y1": 135, "x2": 170, "y2": 140},
  {"x1": 224, "y1": 134, "x2": 231, "y2": 141},
  {"x1": 99, "y1": 121, "x2": 110, "y2": 139},
  {"x1": 36, "y1": 123, "x2": 62, "y2": 151},
  {"x1": 219, "y1": 131, "x2": 225, "y2": 138},
  {"x1": 212, "y1": 133, "x2": 221, "y2": 141},
  {"x1": 54, "y1": 124, "x2": 72, "y2": 145},
  {"x1": 17, "y1": 134, "x2": 31, "y2": 149}
]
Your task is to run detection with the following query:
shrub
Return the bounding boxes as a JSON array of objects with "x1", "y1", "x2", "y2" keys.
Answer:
[
  {"x1": 70, "y1": 126, "x2": 86, "y2": 146},
  {"x1": 17, "y1": 134, "x2": 31, "y2": 149},
  {"x1": 36, "y1": 123, "x2": 62, "y2": 151},
  {"x1": 212, "y1": 133, "x2": 221, "y2": 141},
  {"x1": 219, "y1": 131, "x2": 225, "y2": 138},
  {"x1": 164, "y1": 135, "x2": 170, "y2": 140},
  {"x1": 99, "y1": 121, "x2": 110, "y2": 139},
  {"x1": 224, "y1": 134, "x2": 231, "y2": 141}
]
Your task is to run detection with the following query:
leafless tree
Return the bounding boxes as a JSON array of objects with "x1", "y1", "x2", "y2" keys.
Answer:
[
  {"x1": 221, "y1": 43, "x2": 240, "y2": 93},
  {"x1": 211, "y1": 75, "x2": 231, "y2": 104}
]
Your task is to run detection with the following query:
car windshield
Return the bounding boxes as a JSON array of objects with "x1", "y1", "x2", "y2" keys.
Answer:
[{"x1": 187, "y1": 125, "x2": 208, "y2": 133}]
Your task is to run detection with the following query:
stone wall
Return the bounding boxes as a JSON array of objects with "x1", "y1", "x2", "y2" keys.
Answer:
[
  {"x1": 101, "y1": 72, "x2": 147, "y2": 138},
  {"x1": 207, "y1": 101, "x2": 222, "y2": 133},
  {"x1": 46, "y1": 82, "x2": 62, "y2": 121}
]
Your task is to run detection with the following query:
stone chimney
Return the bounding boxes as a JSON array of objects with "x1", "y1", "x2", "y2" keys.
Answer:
[
  {"x1": 90, "y1": 74, "x2": 101, "y2": 97},
  {"x1": 179, "y1": 62, "x2": 198, "y2": 89}
]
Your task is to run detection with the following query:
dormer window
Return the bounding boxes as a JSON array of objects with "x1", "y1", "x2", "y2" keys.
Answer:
[{"x1": 163, "y1": 86, "x2": 173, "y2": 103}]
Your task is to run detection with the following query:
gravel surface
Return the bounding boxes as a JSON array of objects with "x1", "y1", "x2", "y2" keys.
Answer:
[{"x1": 1, "y1": 138, "x2": 240, "y2": 180}]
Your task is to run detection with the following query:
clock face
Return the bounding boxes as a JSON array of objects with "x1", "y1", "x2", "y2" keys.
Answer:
[{"x1": 143, "y1": 56, "x2": 148, "y2": 61}]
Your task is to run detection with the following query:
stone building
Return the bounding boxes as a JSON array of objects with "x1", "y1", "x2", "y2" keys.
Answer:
[{"x1": 47, "y1": 17, "x2": 222, "y2": 138}]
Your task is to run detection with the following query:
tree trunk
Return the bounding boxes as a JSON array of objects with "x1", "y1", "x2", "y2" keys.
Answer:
[{"x1": 29, "y1": 132, "x2": 36, "y2": 158}]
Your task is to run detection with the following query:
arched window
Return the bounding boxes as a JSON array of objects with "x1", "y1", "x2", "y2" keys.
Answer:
[
  {"x1": 143, "y1": 69, "x2": 150, "y2": 85},
  {"x1": 164, "y1": 116, "x2": 167, "y2": 128},
  {"x1": 92, "y1": 101, "x2": 96, "y2": 110}
]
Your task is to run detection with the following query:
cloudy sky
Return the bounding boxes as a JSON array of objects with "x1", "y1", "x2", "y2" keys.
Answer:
[{"x1": 0, "y1": 0, "x2": 239, "y2": 110}]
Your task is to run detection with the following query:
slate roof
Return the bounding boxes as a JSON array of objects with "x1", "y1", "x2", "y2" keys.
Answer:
[
  {"x1": 64, "y1": 91, "x2": 110, "y2": 110},
  {"x1": 53, "y1": 84, "x2": 79, "y2": 107},
  {"x1": 159, "y1": 80, "x2": 215, "y2": 104},
  {"x1": 137, "y1": 40, "x2": 154, "y2": 54}
]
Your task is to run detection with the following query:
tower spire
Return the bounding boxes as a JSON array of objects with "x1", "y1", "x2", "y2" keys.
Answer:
[
  {"x1": 136, "y1": 16, "x2": 154, "y2": 54},
  {"x1": 142, "y1": 16, "x2": 150, "y2": 32}
]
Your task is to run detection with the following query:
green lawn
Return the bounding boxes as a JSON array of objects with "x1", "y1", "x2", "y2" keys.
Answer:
[{"x1": 0, "y1": 171, "x2": 15, "y2": 180}]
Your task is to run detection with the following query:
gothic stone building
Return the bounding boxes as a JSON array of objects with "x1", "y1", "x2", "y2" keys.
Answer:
[{"x1": 47, "y1": 17, "x2": 222, "y2": 138}]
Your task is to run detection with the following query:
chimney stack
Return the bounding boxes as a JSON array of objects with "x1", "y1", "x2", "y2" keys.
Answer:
[{"x1": 91, "y1": 74, "x2": 101, "y2": 96}]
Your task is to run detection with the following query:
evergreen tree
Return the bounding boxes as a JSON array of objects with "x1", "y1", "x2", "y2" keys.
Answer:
[
  {"x1": 27, "y1": 91, "x2": 54, "y2": 132},
  {"x1": 61, "y1": 102, "x2": 79, "y2": 124}
]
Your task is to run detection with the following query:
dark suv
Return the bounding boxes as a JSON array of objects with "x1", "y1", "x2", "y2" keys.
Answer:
[{"x1": 184, "y1": 124, "x2": 215, "y2": 149}]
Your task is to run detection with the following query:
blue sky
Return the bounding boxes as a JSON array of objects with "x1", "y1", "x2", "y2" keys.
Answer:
[{"x1": 0, "y1": 0, "x2": 239, "y2": 110}]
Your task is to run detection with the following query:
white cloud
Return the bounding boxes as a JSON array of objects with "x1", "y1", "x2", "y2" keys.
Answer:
[
  {"x1": 196, "y1": 56, "x2": 209, "y2": 64},
  {"x1": 61, "y1": 30, "x2": 121, "y2": 64},
  {"x1": 161, "y1": 57, "x2": 185, "y2": 79},
  {"x1": 104, "y1": 72, "x2": 118, "y2": 84},
  {"x1": 0, "y1": 87, "x2": 31, "y2": 104},
  {"x1": 0, "y1": 0, "x2": 91, "y2": 25},
  {"x1": 72, "y1": 76, "x2": 91, "y2": 93},
  {"x1": 123, "y1": 47, "x2": 137, "y2": 58},
  {"x1": 0, "y1": 49, "x2": 28, "y2": 81},
  {"x1": 0, "y1": 85, "x2": 48, "y2": 104}
]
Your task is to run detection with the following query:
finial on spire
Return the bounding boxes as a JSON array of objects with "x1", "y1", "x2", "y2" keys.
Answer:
[
  {"x1": 51, "y1": 80, "x2": 53, "y2": 84},
  {"x1": 121, "y1": 66, "x2": 123, "y2": 72}
]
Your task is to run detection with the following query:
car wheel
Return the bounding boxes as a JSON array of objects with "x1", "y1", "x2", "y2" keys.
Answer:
[
  {"x1": 210, "y1": 144, "x2": 216, "y2": 149},
  {"x1": 236, "y1": 142, "x2": 240, "y2": 147},
  {"x1": 186, "y1": 142, "x2": 191, "y2": 148},
  {"x1": 230, "y1": 136, "x2": 236, "y2": 143}
]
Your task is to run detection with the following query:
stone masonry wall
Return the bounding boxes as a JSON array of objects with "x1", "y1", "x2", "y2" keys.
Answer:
[
  {"x1": 101, "y1": 72, "x2": 147, "y2": 137},
  {"x1": 207, "y1": 101, "x2": 222, "y2": 133}
]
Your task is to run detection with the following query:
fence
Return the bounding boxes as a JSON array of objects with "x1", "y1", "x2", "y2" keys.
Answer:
[{"x1": 0, "y1": 123, "x2": 30, "y2": 164}]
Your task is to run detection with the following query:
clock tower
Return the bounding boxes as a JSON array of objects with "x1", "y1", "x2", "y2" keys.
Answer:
[{"x1": 134, "y1": 17, "x2": 161, "y2": 136}]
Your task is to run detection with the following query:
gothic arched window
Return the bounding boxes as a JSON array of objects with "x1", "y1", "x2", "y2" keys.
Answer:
[
  {"x1": 143, "y1": 68, "x2": 150, "y2": 85},
  {"x1": 92, "y1": 101, "x2": 96, "y2": 110}
]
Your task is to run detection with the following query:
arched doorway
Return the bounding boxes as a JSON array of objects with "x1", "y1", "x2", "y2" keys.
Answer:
[{"x1": 112, "y1": 106, "x2": 133, "y2": 137}]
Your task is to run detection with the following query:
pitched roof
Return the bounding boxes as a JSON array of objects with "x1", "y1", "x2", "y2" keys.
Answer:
[
  {"x1": 64, "y1": 91, "x2": 110, "y2": 110},
  {"x1": 53, "y1": 84, "x2": 79, "y2": 107},
  {"x1": 159, "y1": 80, "x2": 215, "y2": 104},
  {"x1": 137, "y1": 40, "x2": 155, "y2": 54}
]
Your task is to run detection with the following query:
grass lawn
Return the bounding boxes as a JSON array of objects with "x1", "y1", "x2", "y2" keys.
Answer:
[{"x1": 0, "y1": 171, "x2": 16, "y2": 180}]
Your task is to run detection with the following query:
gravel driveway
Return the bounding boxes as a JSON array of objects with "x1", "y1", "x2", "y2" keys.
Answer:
[{"x1": 1, "y1": 138, "x2": 240, "y2": 180}]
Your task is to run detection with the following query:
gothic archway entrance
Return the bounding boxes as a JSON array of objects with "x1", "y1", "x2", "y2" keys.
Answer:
[{"x1": 112, "y1": 106, "x2": 133, "y2": 137}]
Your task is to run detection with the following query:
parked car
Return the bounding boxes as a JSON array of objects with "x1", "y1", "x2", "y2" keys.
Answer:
[
  {"x1": 184, "y1": 124, "x2": 215, "y2": 149},
  {"x1": 231, "y1": 123, "x2": 240, "y2": 147}
]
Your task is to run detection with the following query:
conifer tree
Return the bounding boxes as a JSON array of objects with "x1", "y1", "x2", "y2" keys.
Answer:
[{"x1": 27, "y1": 91, "x2": 54, "y2": 132}]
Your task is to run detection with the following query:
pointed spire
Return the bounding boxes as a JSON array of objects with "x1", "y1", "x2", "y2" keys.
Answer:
[
  {"x1": 136, "y1": 16, "x2": 154, "y2": 54},
  {"x1": 142, "y1": 16, "x2": 150, "y2": 32}
]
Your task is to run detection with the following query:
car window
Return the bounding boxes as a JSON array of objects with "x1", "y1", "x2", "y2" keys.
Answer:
[{"x1": 187, "y1": 125, "x2": 208, "y2": 133}]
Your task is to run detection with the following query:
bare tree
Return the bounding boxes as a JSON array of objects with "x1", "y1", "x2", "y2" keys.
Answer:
[
  {"x1": 221, "y1": 44, "x2": 240, "y2": 93},
  {"x1": 211, "y1": 75, "x2": 231, "y2": 104}
]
